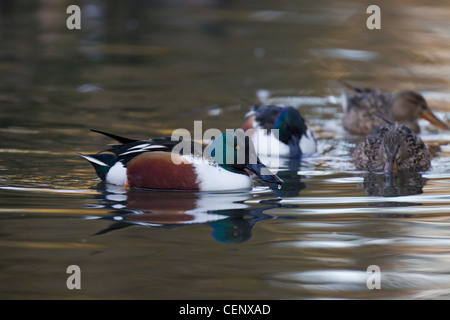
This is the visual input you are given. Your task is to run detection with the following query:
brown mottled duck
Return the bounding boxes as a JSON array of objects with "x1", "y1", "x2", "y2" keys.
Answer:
[
  {"x1": 341, "y1": 82, "x2": 449, "y2": 135},
  {"x1": 353, "y1": 124, "x2": 431, "y2": 173}
]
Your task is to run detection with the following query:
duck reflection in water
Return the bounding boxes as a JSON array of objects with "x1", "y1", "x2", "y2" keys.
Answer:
[
  {"x1": 85, "y1": 184, "x2": 290, "y2": 243},
  {"x1": 359, "y1": 172, "x2": 427, "y2": 197},
  {"x1": 261, "y1": 157, "x2": 306, "y2": 198}
]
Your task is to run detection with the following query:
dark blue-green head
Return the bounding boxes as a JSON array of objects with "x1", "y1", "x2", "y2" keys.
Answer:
[
  {"x1": 206, "y1": 131, "x2": 283, "y2": 186},
  {"x1": 209, "y1": 217, "x2": 253, "y2": 244},
  {"x1": 273, "y1": 106, "x2": 307, "y2": 158}
]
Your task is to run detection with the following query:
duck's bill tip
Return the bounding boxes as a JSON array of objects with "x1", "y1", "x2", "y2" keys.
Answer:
[
  {"x1": 288, "y1": 136, "x2": 302, "y2": 159},
  {"x1": 263, "y1": 173, "x2": 284, "y2": 185},
  {"x1": 384, "y1": 160, "x2": 398, "y2": 174},
  {"x1": 422, "y1": 109, "x2": 450, "y2": 130},
  {"x1": 245, "y1": 163, "x2": 283, "y2": 185}
]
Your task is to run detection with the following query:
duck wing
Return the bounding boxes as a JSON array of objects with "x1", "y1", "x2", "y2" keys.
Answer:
[{"x1": 91, "y1": 130, "x2": 206, "y2": 165}]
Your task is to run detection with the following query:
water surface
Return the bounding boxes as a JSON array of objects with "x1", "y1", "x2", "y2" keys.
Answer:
[{"x1": 2, "y1": 0, "x2": 450, "y2": 300}]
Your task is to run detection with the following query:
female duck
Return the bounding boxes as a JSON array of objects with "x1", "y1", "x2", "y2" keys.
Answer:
[
  {"x1": 353, "y1": 124, "x2": 431, "y2": 173},
  {"x1": 341, "y1": 82, "x2": 449, "y2": 135}
]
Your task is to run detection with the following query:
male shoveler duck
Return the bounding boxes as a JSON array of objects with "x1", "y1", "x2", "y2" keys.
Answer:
[
  {"x1": 352, "y1": 123, "x2": 431, "y2": 173},
  {"x1": 341, "y1": 82, "x2": 450, "y2": 135},
  {"x1": 79, "y1": 129, "x2": 283, "y2": 192},
  {"x1": 242, "y1": 105, "x2": 317, "y2": 158}
]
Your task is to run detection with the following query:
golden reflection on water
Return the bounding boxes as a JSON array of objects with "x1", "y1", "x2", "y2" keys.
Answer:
[{"x1": 1, "y1": 0, "x2": 450, "y2": 300}]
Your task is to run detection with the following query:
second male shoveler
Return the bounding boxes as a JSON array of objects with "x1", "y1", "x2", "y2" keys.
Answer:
[
  {"x1": 242, "y1": 105, "x2": 317, "y2": 158},
  {"x1": 79, "y1": 129, "x2": 283, "y2": 192},
  {"x1": 341, "y1": 82, "x2": 450, "y2": 135}
]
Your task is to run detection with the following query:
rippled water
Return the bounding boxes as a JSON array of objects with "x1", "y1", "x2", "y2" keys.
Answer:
[{"x1": 2, "y1": 0, "x2": 450, "y2": 300}]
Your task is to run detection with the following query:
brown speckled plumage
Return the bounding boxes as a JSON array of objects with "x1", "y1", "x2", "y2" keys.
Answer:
[
  {"x1": 353, "y1": 124, "x2": 431, "y2": 172},
  {"x1": 342, "y1": 83, "x2": 449, "y2": 135}
]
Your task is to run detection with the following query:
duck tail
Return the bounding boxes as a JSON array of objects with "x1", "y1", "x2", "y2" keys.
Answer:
[
  {"x1": 339, "y1": 80, "x2": 373, "y2": 93},
  {"x1": 339, "y1": 80, "x2": 358, "y2": 112},
  {"x1": 340, "y1": 80, "x2": 357, "y2": 91},
  {"x1": 340, "y1": 91, "x2": 349, "y2": 112},
  {"x1": 90, "y1": 129, "x2": 138, "y2": 144},
  {"x1": 77, "y1": 153, "x2": 119, "y2": 181}
]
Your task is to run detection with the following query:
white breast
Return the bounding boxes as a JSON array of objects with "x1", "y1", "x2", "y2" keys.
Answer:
[
  {"x1": 187, "y1": 156, "x2": 253, "y2": 192},
  {"x1": 250, "y1": 129, "x2": 317, "y2": 157},
  {"x1": 300, "y1": 128, "x2": 317, "y2": 155}
]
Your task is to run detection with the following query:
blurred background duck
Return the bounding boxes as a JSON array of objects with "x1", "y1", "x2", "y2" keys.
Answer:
[
  {"x1": 341, "y1": 81, "x2": 450, "y2": 135},
  {"x1": 242, "y1": 105, "x2": 317, "y2": 158},
  {"x1": 352, "y1": 123, "x2": 431, "y2": 174}
]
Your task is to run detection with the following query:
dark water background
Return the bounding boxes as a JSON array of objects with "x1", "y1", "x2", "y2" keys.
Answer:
[{"x1": 2, "y1": 0, "x2": 450, "y2": 299}]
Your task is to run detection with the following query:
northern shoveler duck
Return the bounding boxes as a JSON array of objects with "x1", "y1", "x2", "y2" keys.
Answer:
[
  {"x1": 79, "y1": 129, "x2": 283, "y2": 192},
  {"x1": 242, "y1": 105, "x2": 317, "y2": 158},
  {"x1": 341, "y1": 82, "x2": 450, "y2": 135},
  {"x1": 352, "y1": 124, "x2": 431, "y2": 173}
]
